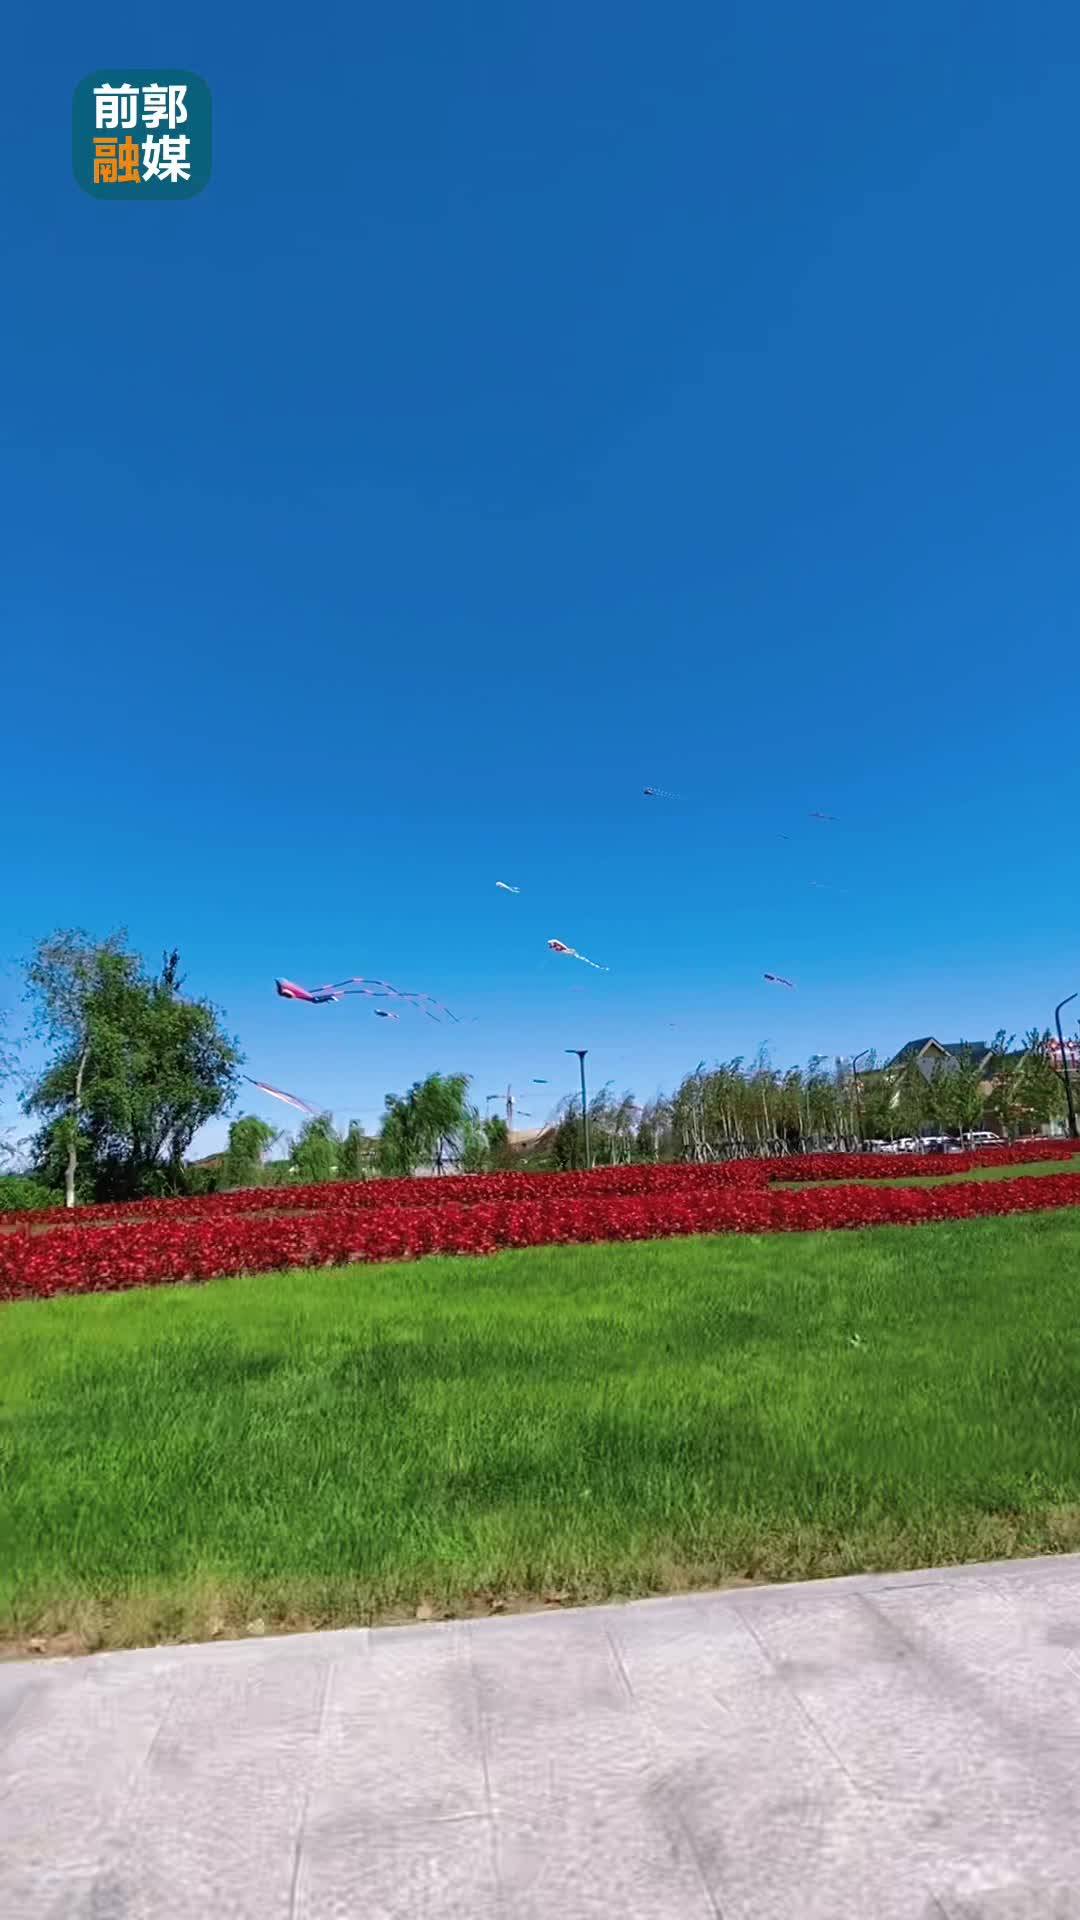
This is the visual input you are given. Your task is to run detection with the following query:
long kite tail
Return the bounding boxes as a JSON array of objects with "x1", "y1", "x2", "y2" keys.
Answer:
[
  {"x1": 324, "y1": 975, "x2": 460, "y2": 1022},
  {"x1": 243, "y1": 1076, "x2": 320, "y2": 1115}
]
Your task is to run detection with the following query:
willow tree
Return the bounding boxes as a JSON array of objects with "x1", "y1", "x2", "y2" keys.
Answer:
[{"x1": 377, "y1": 1072, "x2": 473, "y2": 1176}]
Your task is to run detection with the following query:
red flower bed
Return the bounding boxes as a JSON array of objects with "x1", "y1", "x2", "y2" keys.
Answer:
[
  {"x1": 2, "y1": 1139, "x2": 1075, "y2": 1229},
  {"x1": 1, "y1": 1142, "x2": 1079, "y2": 1303}
]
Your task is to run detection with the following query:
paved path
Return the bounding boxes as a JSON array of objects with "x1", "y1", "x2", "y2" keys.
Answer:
[{"x1": 4, "y1": 1554, "x2": 1080, "y2": 1918}]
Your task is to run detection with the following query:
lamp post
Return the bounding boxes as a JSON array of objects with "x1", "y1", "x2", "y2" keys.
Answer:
[
  {"x1": 850, "y1": 1049, "x2": 871, "y2": 1145},
  {"x1": 565, "y1": 1048, "x2": 590, "y2": 1169},
  {"x1": 1054, "y1": 995, "x2": 1078, "y2": 1140}
]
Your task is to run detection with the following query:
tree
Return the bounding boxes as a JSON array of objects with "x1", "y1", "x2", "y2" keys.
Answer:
[
  {"x1": 0, "y1": 1173, "x2": 54, "y2": 1210},
  {"x1": 376, "y1": 1073, "x2": 473, "y2": 1176},
  {"x1": 23, "y1": 930, "x2": 124, "y2": 1206},
  {"x1": 893, "y1": 1053, "x2": 932, "y2": 1140},
  {"x1": 931, "y1": 1053, "x2": 986, "y2": 1141},
  {"x1": 23, "y1": 932, "x2": 241, "y2": 1203},
  {"x1": 221, "y1": 1115, "x2": 279, "y2": 1189},
  {"x1": 338, "y1": 1119, "x2": 376, "y2": 1179},
  {"x1": 292, "y1": 1113, "x2": 339, "y2": 1184},
  {"x1": 0, "y1": 1002, "x2": 24, "y2": 1169},
  {"x1": 1015, "y1": 1030, "x2": 1067, "y2": 1136}
]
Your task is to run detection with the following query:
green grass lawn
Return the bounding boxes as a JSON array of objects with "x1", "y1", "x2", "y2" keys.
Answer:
[
  {"x1": 781, "y1": 1156, "x2": 1080, "y2": 1190},
  {"x1": 3, "y1": 1210, "x2": 1080, "y2": 1651}
]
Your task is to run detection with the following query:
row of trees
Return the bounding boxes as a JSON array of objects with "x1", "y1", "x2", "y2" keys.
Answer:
[
  {"x1": 537, "y1": 1034, "x2": 1072, "y2": 1168},
  {"x1": 1, "y1": 929, "x2": 1075, "y2": 1204},
  {"x1": 216, "y1": 1076, "x2": 511, "y2": 1189}
]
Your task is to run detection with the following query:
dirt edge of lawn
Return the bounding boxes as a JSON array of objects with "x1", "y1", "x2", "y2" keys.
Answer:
[{"x1": 8, "y1": 1510, "x2": 1080, "y2": 1662}]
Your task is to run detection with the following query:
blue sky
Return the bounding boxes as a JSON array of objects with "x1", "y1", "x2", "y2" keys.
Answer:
[{"x1": 3, "y1": 3, "x2": 1079, "y2": 1150}]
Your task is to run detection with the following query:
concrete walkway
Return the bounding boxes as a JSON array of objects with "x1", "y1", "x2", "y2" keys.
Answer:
[{"x1": 4, "y1": 1555, "x2": 1080, "y2": 1918}]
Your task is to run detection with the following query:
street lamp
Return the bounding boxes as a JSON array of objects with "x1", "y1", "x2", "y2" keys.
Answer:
[
  {"x1": 850, "y1": 1049, "x2": 871, "y2": 1145},
  {"x1": 1054, "y1": 995, "x2": 1078, "y2": 1140},
  {"x1": 565, "y1": 1048, "x2": 590, "y2": 1169}
]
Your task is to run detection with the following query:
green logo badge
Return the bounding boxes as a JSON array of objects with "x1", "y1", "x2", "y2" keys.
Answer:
[{"x1": 73, "y1": 71, "x2": 211, "y2": 199}]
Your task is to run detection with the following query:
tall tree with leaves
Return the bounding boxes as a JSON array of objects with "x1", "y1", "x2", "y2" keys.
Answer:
[
  {"x1": 24, "y1": 931, "x2": 240, "y2": 1203},
  {"x1": 24, "y1": 930, "x2": 126, "y2": 1206},
  {"x1": 292, "y1": 1113, "x2": 340, "y2": 1184},
  {"x1": 338, "y1": 1119, "x2": 376, "y2": 1180},
  {"x1": 376, "y1": 1072, "x2": 473, "y2": 1176},
  {"x1": 221, "y1": 1115, "x2": 279, "y2": 1189}
]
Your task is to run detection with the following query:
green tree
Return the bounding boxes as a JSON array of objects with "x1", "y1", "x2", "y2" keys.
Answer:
[
  {"x1": 24, "y1": 932, "x2": 240, "y2": 1204},
  {"x1": 0, "y1": 1173, "x2": 54, "y2": 1210},
  {"x1": 931, "y1": 1054, "x2": 986, "y2": 1141},
  {"x1": 221, "y1": 1115, "x2": 279, "y2": 1189},
  {"x1": 376, "y1": 1072, "x2": 473, "y2": 1176},
  {"x1": 338, "y1": 1119, "x2": 375, "y2": 1179},
  {"x1": 894, "y1": 1054, "x2": 932, "y2": 1140},
  {"x1": 1015, "y1": 1030, "x2": 1067, "y2": 1136},
  {"x1": 292, "y1": 1113, "x2": 340, "y2": 1184}
]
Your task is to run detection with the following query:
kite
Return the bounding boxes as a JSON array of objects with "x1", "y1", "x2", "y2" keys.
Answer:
[
  {"x1": 643, "y1": 786, "x2": 684, "y2": 800},
  {"x1": 242, "y1": 1077, "x2": 320, "y2": 1116},
  {"x1": 275, "y1": 977, "x2": 345, "y2": 1005},
  {"x1": 495, "y1": 881, "x2": 520, "y2": 894},
  {"x1": 809, "y1": 811, "x2": 838, "y2": 823},
  {"x1": 275, "y1": 975, "x2": 459, "y2": 1021},
  {"x1": 764, "y1": 972, "x2": 796, "y2": 990},
  {"x1": 547, "y1": 939, "x2": 609, "y2": 971},
  {"x1": 373, "y1": 1008, "x2": 399, "y2": 1020},
  {"x1": 531, "y1": 1078, "x2": 548, "y2": 1084}
]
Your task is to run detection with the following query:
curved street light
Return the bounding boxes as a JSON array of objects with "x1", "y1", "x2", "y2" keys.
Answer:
[
  {"x1": 1054, "y1": 995, "x2": 1078, "y2": 1140},
  {"x1": 850, "y1": 1049, "x2": 872, "y2": 1145},
  {"x1": 565, "y1": 1048, "x2": 590, "y2": 1169}
]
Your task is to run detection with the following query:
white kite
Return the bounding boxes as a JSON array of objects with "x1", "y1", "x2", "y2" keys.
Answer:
[
  {"x1": 495, "y1": 881, "x2": 520, "y2": 894},
  {"x1": 547, "y1": 938, "x2": 609, "y2": 971}
]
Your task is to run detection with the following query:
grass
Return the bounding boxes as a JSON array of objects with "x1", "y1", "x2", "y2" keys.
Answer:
[
  {"x1": 3, "y1": 1211, "x2": 1080, "y2": 1652},
  {"x1": 781, "y1": 1157, "x2": 1080, "y2": 1191}
]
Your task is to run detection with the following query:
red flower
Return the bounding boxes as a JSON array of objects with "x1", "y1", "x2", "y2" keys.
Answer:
[{"x1": 2, "y1": 1142, "x2": 1078, "y2": 1302}]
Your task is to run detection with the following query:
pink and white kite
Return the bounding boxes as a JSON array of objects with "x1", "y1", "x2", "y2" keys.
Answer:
[
  {"x1": 764, "y1": 972, "x2": 796, "y2": 990},
  {"x1": 547, "y1": 939, "x2": 609, "y2": 971}
]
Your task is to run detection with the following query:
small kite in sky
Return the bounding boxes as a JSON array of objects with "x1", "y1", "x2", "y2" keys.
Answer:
[
  {"x1": 547, "y1": 938, "x2": 609, "y2": 971},
  {"x1": 243, "y1": 1077, "x2": 320, "y2": 1116},
  {"x1": 809, "y1": 811, "x2": 838, "y2": 823},
  {"x1": 764, "y1": 972, "x2": 796, "y2": 990},
  {"x1": 643, "y1": 786, "x2": 684, "y2": 800},
  {"x1": 531, "y1": 1078, "x2": 548, "y2": 1084},
  {"x1": 373, "y1": 1008, "x2": 399, "y2": 1020},
  {"x1": 495, "y1": 881, "x2": 520, "y2": 894}
]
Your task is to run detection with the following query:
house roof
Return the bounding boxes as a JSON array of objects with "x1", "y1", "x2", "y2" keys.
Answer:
[{"x1": 887, "y1": 1037, "x2": 991, "y2": 1069}]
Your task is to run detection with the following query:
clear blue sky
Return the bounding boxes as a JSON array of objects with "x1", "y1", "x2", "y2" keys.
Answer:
[{"x1": 4, "y1": 4, "x2": 1079, "y2": 1149}]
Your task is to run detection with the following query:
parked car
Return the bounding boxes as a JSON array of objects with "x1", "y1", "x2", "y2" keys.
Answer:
[{"x1": 963, "y1": 1131, "x2": 1003, "y2": 1147}]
